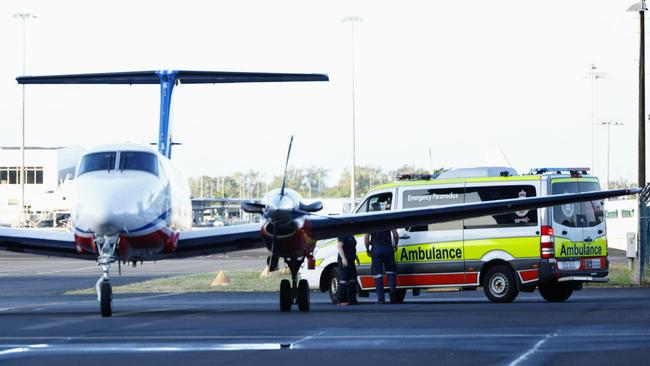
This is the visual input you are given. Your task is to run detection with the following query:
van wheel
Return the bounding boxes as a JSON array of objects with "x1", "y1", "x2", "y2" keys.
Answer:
[
  {"x1": 483, "y1": 265, "x2": 519, "y2": 303},
  {"x1": 327, "y1": 267, "x2": 338, "y2": 304},
  {"x1": 539, "y1": 283, "x2": 573, "y2": 302}
]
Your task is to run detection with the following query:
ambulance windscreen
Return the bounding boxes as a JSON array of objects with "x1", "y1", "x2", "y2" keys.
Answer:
[{"x1": 551, "y1": 181, "x2": 604, "y2": 228}]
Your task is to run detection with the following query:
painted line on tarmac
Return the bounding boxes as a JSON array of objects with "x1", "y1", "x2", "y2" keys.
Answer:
[
  {"x1": 21, "y1": 316, "x2": 94, "y2": 331},
  {"x1": 508, "y1": 332, "x2": 557, "y2": 366},
  {"x1": 1, "y1": 331, "x2": 650, "y2": 343},
  {"x1": 0, "y1": 334, "x2": 576, "y2": 341},
  {"x1": 0, "y1": 342, "x2": 284, "y2": 360},
  {"x1": 0, "y1": 293, "x2": 186, "y2": 313},
  {"x1": 289, "y1": 331, "x2": 326, "y2": 349},
  {"x1": 0, "y1": 265, "x2": 98, "y2": 277}
]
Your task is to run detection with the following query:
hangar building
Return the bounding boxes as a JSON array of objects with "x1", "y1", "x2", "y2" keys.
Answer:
[{"x1": 0, "y1": 146, "x2": 85, "y2": 227}]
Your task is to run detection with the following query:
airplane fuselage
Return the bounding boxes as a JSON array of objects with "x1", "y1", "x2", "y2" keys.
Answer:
[{"x1": 72, "y1": 144, "x2": 192, "y2": 260}]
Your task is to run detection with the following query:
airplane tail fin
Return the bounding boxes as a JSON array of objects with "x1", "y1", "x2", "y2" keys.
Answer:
[{"x1": 17, "y1": 70, "x2": 329, "y2": 158}]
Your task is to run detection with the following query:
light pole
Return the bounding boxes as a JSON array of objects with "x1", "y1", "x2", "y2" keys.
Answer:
[
  {"x1": 342, "y1": 16, "x2": 363, "y2": 211},
  {"x1": 628, "y1": 1, "x2": 648, "y2": 188},
  {"x1": 13, "y1": 12, "x2": 37, "y2": 227},
  {"x1": 628, "y1": 0, "x2": 648, "y2": 284},
  {"x1": 599, "y1": 121, "x2": 623, "y2": 189},
  {"x1": 585, "y1": 65, "x2": 606, "y2": 178}
]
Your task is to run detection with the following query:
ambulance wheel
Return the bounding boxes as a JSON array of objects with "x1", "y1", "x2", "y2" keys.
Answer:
[
  {"x1": 280, "y1": 279, "x2": 292, "y2": 312},
  {"x1": 297, "y1": 279, "x2": 310, "y2": 311},
  {"x1": 327, "y1": 267, "x2": 338, "y2": 304},
  {"x1": 483, "y1": 265, "x2": 518, "y2": 303},
  {"x1": 100, "y1": 281, "x2": 112, "y2": 317},
  {"x1": 539, "y1": 282, "x2": 573, "y2": 302},
  {"x1": 390, "y1": 289, "x2": 407, "y2": 304}
]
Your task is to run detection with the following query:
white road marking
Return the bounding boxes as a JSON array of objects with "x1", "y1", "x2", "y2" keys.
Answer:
[
  {"x1": 0, "y1": 343, "x2": 283, "y2": 359},
  {"x1": 22, "y1": 317, "x2": 92, "y2": 331},
  {"x1": 0, "y1": 293, "x2": 185, "y2": 313},
  {"x1": 508, "y1": 332, "x2": 557, "y2": 366},
  {"x1": 0, "y1": 265, "x2": 98, "y2": 277},
  {"x1": 5, "y1": 332, "x2": 647, "y2": 342},
  {"x1": 289, "y1": 331, "x2": 325, "y2": 349}
]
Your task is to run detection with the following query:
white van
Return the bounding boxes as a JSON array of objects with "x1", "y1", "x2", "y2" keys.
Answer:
[{"x1": 300, "y1": 167, "x2": 610, "y2": 303}]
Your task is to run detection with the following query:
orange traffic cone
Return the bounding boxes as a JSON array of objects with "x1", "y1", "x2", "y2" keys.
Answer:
[{"x1": 211, "y1": 270, "x2": 231, "y2": 287}]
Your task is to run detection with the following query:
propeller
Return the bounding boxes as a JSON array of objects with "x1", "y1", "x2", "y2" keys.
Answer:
[
  {"x1": 240, "y1": 136, "x2": 346, "y2": 270},
  {"x1": 241, "y1": 201, "x2": 265, "y2": 214},
  {"x1": 280, "y1": 135, "x2": 294, "y2": 197},
  {"x1": 269, "y1": 135, "x2": 294, "y2": 270}
]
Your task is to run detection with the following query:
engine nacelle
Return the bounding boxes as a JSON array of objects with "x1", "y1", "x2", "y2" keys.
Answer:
[{"x1": 261, "y1": 217, "x2": 314, "y2": 257}]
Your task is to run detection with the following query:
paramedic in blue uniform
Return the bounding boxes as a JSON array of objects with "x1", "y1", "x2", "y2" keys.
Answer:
[
  {"x1": 336, "y1": 235, "x2": 359, "y2": 305},
  {"x1": 364, "y1": 202, "x2": 399, "y2": 304}
]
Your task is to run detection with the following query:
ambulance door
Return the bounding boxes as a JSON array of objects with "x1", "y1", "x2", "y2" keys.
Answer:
[
  {"x1": 463, "y1": 180, "x2": 541, "y2": 285},
  {"x1": 578, "y1": 179, "x2": 606, "y2": 271},
  {"x1": 549, "y1": 178, "x2": 587, "y2": 270},
  {"x1": 397, "y1": 184, "x2": 465, "y2": 287},
  {"x1": 354, "y1": 189, "x2": 396, "y2": 290},
  {"x1": 550, "y1": 178, "x2": 606, "y2": 271}
]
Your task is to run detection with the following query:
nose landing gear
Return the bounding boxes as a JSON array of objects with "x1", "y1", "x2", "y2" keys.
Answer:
[
  {"x1": 94, "y1": 234, "x2": 119, "y2": 317},
  {"x1": 279, "y1": 257, "x2": 310, "y2": 312}
]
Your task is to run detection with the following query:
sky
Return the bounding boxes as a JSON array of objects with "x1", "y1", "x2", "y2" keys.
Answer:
[{"x1": 0, "y1": 0, "x2": 645, "y2": 186}]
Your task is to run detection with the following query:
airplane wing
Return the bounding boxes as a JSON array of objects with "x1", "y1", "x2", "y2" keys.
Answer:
[
  {"x1": 0, "y1": 188, "x2": 638, "y2": 260},
  {"x1": 169, "y1": 224, "x2": 265, "y2": 258},
  {"x1": 0, "y1": 224, "x2": 266, "y2": 260},
  {"x1": 16, "y1": 70, "x2": 329, "y2": 85},
  {"x1": 0, "y1": 227, "x2": 93, "y2": 260},
  {"x1": 306, "y1": 188, "x2": 639, "y2": 240}
]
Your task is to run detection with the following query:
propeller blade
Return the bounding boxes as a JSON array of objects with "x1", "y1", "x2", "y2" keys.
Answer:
[
  {"x1": 280, "y1": 136, "x2": 294, "y2": 197},
  {"x1": 270, "y1": 222, "x2": 279, "y2": 270},
  {"x1": 241, "y1": 201, "x2": 266, "y2": 214},
  {"x1": 298, "y1": 201, "x2": 323, "y2": 213}
]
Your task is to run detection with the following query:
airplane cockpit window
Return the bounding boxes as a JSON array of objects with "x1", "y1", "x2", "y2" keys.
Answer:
[
  {"x1": 119, "y1": 151, "x2": 158, "y2": 176},
  {"x1": 78, "y1": 152, "x2": 117, "y2": 176}
]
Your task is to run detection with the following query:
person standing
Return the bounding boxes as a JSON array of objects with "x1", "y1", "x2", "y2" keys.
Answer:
[
  {"x1": 364, "y1": 202, "x2": 399, "y2": 304},
  {"x1": 336, "y1": 235, "x2": 358, "y2": 305}
]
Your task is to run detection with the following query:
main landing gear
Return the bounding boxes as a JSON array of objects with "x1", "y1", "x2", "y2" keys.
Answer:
[
  {"x1": 279, "y1": 257, "x2": 310, "y2": 312},
  {"x1": 94, "y1": 234, "x2": 119, "y2": 317}
]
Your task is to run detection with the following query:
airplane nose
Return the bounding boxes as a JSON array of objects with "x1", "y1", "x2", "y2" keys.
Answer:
[{"x1": 74, "y1": 173, "x2": 164, "y2": 236}]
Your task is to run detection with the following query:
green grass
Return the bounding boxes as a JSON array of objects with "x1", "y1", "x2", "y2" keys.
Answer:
[
  {"x1": 584, "y1": 264, "x2": 639, "y2": 287},
  {"x1": 66, "y1": 264, "x2": 650, "y2": 295},
  {"x1": 65, "y1": 270, "x2": 291, "y2": 295}
]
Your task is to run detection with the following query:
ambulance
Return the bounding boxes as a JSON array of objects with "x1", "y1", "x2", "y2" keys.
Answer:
[{"x1": 299, "y1": 167, "x2": 611, "y2": 304}]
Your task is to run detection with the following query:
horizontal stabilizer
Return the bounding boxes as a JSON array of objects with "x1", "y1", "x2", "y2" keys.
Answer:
[{"x1": 16, "y1": 70, "x2": 329, "y2": 85}]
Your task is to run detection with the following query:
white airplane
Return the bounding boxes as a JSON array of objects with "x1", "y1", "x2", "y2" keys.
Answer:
[{"x1": 0, "y1": 70, "x2": 640, "y2": 317}]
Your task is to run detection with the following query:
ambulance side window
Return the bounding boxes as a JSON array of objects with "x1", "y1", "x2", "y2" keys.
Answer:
[
  {"x1": 464, "y1": 185, "x2": 538, "y2": 229},
  {"x1": 402, "y1": 187, "x2": 464, "y2": 231},
  {"x1": 355, "y1": 192, "x2": 393, "y2": 213}
]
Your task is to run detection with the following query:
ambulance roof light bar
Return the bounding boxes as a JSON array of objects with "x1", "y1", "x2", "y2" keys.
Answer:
[
  {"x1": 397, "y1": 174, "x2": 434, "y2": 181},
  {"x1": 528, "y1": 167, "x2": 590, "y2": 176}
]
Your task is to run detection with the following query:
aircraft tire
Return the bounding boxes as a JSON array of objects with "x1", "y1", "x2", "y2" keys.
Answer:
[
  {"x1": 280, "y1": 279, "x2": 292, "y2": 312},
  {"x1": 100, "y1": 281, "x2": 112, "y2": 317},
  {"x1": 297, "y1": 279, "x2": 310, "y2": 311},
  {"x1": 539, "y1": 282, "x2": 573, "y2": 302}
]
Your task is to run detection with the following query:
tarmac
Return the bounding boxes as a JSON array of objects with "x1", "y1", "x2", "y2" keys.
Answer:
[{"x1": 1, "y1": 251, "x2": 649, "y2": 366}]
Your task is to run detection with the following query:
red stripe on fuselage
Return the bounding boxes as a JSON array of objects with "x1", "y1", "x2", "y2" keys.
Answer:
[
  {"x1": 74, "y1": 234, "x2": 96, "y2": 254},
  {"x1": 74, "y1": 227, "x2": 179, "y2": 260}
]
